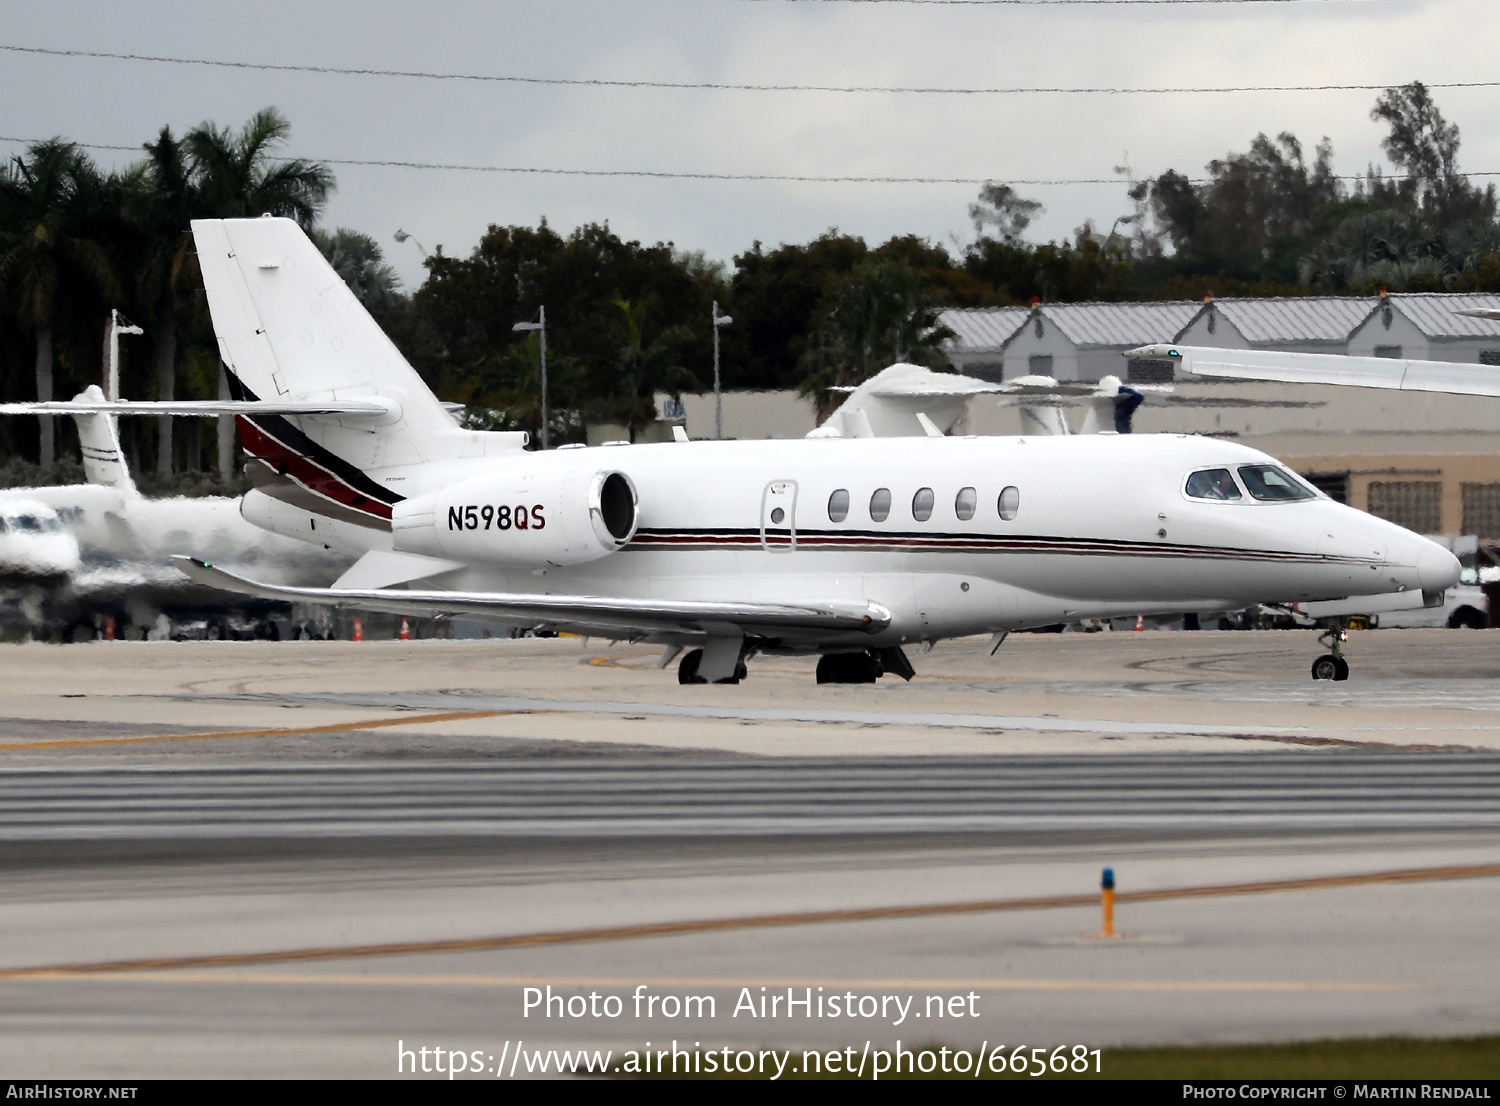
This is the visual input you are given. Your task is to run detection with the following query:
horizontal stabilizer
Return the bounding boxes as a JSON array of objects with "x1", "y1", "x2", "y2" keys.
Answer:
[
  {"x1": 0, "y1": 398, "x2": 400, "y2": 418},
  {"x1": 171, "y1": 556, "x2": 892, "y2": 639}
]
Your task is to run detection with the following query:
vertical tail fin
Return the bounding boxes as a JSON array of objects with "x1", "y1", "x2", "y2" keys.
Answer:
[
  {"x1": 190, "y1": 217, "x2": 524, "y2": 528},
  {"x1": 70, "y1": 386, "x2": 138, "y2": 496}
]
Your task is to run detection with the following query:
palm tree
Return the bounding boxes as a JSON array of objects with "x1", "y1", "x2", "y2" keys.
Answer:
[
  {"x1": 605, "y1": 299, "x2": 697, "y2": 441},
  {"x1": 313, "y1": 228, "x2": 400, "y2": 310},
  {"x1": 134, "y1": 109, "x2": 334, "y2": 476},
  {"x1": 0, "y1": 141, "x2": 120, "y2": 464},
  {"x1": 186, "y1": 108, "x2": 333, "y2": 227},
  {"x1": 798, "y1": 261, "x2": 954, "y2": 411},
  {"x1": 127, "y1": 127, "x2": 201, "y2": 476}
]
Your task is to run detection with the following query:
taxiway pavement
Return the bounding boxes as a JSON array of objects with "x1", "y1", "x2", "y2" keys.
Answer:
[{"x1": 2, "y1": 630, "x2": 1498, "y2": 1077}]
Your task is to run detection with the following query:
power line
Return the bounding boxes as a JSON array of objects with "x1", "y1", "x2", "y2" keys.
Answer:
[
  {"x1": 3, "y1": 134, "x2": 1496, "y2": 187},
  {"x1": 743, "y1": 0, "x2": 1370, "y2": 5},
  {"x1": 0, "y1": 43, "x2": 1482, "y2": 97}
]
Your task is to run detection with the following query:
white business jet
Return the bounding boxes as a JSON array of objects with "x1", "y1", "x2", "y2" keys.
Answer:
[{"x1": 13, "y1": 217, "x2": 1460, "y2": 682}]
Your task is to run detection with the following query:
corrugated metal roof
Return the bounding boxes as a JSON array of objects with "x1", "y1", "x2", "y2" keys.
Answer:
[
  {"x1": 1385, "y1": 293, "x2": 1500, "y2": 339},
  {"x1": 938, "y1": 307, "x2": 1031, "y2": 353},
  {"x1": 1038, "y1": 301, "x2": 1202, "y2": 349},
  {"x1": 1202, "y1": 297, "x2": 1374, "y2": 345}
]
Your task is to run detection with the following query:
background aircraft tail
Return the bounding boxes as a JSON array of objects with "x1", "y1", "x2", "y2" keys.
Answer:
[{"x1": 69, "y1": 386, "x2": 139, "y2": 496}]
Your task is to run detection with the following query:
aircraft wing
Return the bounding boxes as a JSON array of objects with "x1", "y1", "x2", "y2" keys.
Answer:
[
  {"x1": 171, "y1": 556, "x2": 892, "y2": 640},
  {"x1": 1127, "y1": 344, "x2": 1500, "y2": 398}
]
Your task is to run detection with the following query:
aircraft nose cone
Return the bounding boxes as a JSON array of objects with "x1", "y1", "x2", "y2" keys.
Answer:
[{"x1": 1417, "y1": 543, "x2": 1461, "y2": 592}]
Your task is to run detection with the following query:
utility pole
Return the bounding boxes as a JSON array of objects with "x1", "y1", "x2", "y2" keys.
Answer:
[
  {"x1": 512, "y1": 307, "x2": 548, "y2": 449},
  {"x1": 712, "y1": 302, "x2": 732, "y2": 440}
]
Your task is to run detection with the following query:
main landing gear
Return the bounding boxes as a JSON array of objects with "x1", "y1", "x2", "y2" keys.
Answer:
[
  {"x1": 1311, "y1": 620, "x2": 1350, "y2": 682},
  {"x1": 677, "y1": 648, "x2": 747, "y2": 685},
  {"x1": 816, "y1": 647, "x2": 917, "y2": 685}
]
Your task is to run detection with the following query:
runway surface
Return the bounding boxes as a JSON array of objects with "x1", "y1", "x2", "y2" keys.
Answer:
[
  {"x1": 4, "y1": 754, "x2": 1500, "y2": 839},
  {"x1": 2, "y1": 632, "x2": 1499, "y2": 1077}
]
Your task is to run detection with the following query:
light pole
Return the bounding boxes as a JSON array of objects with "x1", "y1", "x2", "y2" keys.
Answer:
[
  {"x1": 104, "y1": 309, "x2": 143, "y2": 403},
  {"x1": 393, "y1": 229, "x2": 429, "y2": 259},
  {"x1": 711, "y1": 301, "x2": 732, "y2": 440},
  {"x1": 513, "y1": 307, "x2": 548, "y2": 449}
]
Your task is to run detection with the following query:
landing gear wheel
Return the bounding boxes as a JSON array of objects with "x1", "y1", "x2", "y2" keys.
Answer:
[
  {"x1": 677, "y1": 649, "x2": 745, "y2": 684},
  {"x1": 816, "y1": 651, "x2": 881, "y2": 684},
  {"x1": 1311, "y1": 654, "x2": 1349, "y2": 681},
  {"x1": 1311, "y1": 618, "x2": 1351, "y2": 682},
  {"x1": 678, "y1": 648, "x2": 707, "y2": 684}
]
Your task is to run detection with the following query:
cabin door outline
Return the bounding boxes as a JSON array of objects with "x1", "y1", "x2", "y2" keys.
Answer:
[{"x1": 760, "y1": 480, "x2": 798, "y2": 552}]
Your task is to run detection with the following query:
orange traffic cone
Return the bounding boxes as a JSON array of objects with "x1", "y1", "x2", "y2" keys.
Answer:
[
  {"x1": 353, "y1": 618, "x2": 363, "y2": 642},
  {"x1": 399, "y1": 617, "x2": 410, "y2": 641},
  {"x1": 1134, "y1": 614, "x2": 1144, "y2": 631},
  {"x1": 102, "y1": 615, "x2": 115, "y2": 642}
]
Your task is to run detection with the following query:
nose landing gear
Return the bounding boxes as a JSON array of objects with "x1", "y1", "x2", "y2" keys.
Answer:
[{"x1": 1311, "y1": 620, "x2": 1350, "y2": 681}]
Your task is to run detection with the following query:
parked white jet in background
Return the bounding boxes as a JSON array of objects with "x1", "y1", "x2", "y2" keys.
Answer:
[{"x1": 0, "y1": 386, "x2": 351, "y2": 636}]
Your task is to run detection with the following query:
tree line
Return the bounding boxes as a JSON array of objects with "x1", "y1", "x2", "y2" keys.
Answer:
[{"x1": 3, "y1": 83, "x2": 1498, "y2": 476}]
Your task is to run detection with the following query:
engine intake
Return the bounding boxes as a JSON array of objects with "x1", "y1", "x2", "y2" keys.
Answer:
[{"x1": 392, "y1": 467, "x2": 638, "y2": 567}]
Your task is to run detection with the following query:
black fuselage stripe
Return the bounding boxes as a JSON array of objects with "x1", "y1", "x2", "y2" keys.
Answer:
[
  {"x1": 224, "y1": 366, "x2": 404, "y2": 506},
  {"x1": 629, "y1": 529, "x2": 1363, "y2": 564}
]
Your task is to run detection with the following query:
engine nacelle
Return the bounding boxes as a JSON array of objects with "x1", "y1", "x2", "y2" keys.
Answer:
[{"x1": 391, "y1": 467, "x2": 638, "y2": 567}]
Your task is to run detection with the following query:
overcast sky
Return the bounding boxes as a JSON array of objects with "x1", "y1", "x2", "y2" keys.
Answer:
[{"x1": 3, "y1": 0, "x2": 1495, "y2": 288}]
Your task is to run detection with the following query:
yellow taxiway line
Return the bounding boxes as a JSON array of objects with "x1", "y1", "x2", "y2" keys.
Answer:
[
  {"x1": 1, "y1": 860, "x2": 1495, "y2": 981},
  {"x1": 0, "y1": 710, "x2": 548, "y2": 751},
  {"x1": 24, "y1": 971, "x2": 1410, "y2": 991}
]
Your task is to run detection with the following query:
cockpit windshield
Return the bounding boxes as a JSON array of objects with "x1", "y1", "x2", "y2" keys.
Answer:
[
  {"x1": 1238, "y1": 465, "x2": 1317, "y2": 502},
  {"x1": 1185, "y1": 468, "x2": 1242, "y2": 501}
]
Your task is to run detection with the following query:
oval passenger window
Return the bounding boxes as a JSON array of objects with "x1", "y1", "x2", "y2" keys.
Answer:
[
  {"x1": 870, "y1": 488, "x2": 892, "y2": 522},
  {"x1": 912, "y1": 487, "x2": 935, "y2": 522},
  {"x1": 828, "y1": 488, "x2": 850, "y2": 523},
  {"x1": 998, "y1": 486, "x2": 1020, "y2": 521},
  {"x1": 770, "y1": 507, "x2": 785, "y2": 525},
  {"x1": 955, "y1": 487, "x2": 977, "y2": 521}
]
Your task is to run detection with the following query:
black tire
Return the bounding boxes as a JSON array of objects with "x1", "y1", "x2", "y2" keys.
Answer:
[
  {"x1": 816, "y1": 652, "x2": 879, "y2": 684},
  {"x1": 1448, "y1": 607, "x2": 1489, "y2": 630},
  {"x1": 678, "y1": 648, "x2": 707, "y2": 684},
  {"x1": 1311, "y1": 655, "x2": 1340, "y2": 681}
]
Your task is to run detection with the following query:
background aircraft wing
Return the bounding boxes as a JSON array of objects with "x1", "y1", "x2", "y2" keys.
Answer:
[
  {"x1": 171, "y1": 556, "x2": 892, "y2": 640},
  {"x1": 1128, "y1": 343, "x2": 1500, "y2": 398}
]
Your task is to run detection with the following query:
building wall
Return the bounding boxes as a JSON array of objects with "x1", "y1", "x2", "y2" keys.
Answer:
[
  {"x1": 1347, "y1": 307, "x2": 1430, "y2": 360},
  {"x1": 1001, "y1": 317, "x2": 1083, "y2": 380}
]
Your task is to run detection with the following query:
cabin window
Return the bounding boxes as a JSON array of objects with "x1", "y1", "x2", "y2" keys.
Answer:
[
  {"x1": 827, "y1": 489, "x2": 850, "y2": 523},
  {"x1": 1185, "y1": 468, "x2": 1242, "y2": 501},
  {"x1": 870, "y1": 488, "x2": 892, "y2": 522},
  {"x1": 14, "y1": 515, "x2": 43, "y2": 533},
  {"x1": 1238, "y1": 465, "x2": 1317, "y2": 502},
  {"x1": 0, "y1": 518, "x2": 8, "y2": 533},
  {"x1": 912, "y1": 488, "x2": 935, "y2": 521},
  {"x1": 955, "y1": 487, "x2": 977, "y2": 520},
  {"x1": 998, "y1": 486, "x2": 1020, "y2": 521}
]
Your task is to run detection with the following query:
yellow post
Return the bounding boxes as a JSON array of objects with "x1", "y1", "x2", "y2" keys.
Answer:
[{"x1": 1101, "y1": 867, "x2": 1118, "y2": 938}]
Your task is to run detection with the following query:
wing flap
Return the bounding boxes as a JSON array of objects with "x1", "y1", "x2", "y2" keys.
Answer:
[{"x1": 170, "y1": 556, "x2": 891, "y2": 638}]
